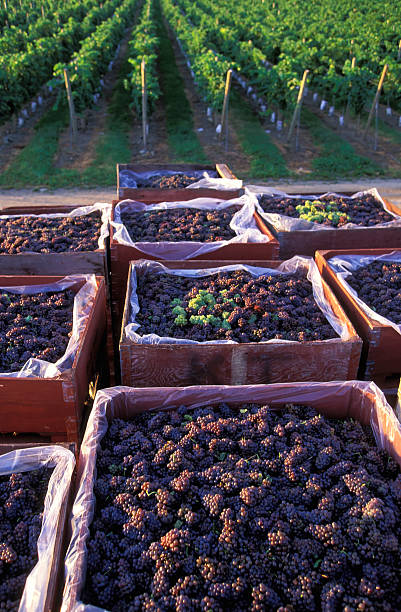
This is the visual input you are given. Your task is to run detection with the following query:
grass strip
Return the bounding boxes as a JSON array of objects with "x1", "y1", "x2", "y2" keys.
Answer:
[
  {"x1": 0, "y1": 105, "x2": 70, "y2": 188},
  {"x1": 302, "y1": 108, "x2": 383, "y2": 179},
  {"x1": 156, "y1": 3, "x2": 208, "y2": 163},
  {"x1": 230, "y1": 91, "x2": 290, "y2": 179}
]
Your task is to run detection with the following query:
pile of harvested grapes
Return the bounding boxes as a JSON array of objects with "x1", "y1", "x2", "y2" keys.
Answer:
[
  {"x1": 134, "y1": 269, "x2": 337, "y2": 342},
  {"x1": 346, "y1": 260, "x2": 401, "y2": 323},
  {"x1": 133, "y1": 174, "x2": 210, "y2": 189},
  {"x1": 0, "y1": 289, "x2": 74, "y2": 372},
  {"x1": 0, "y1": 467, "x2": 53, "y2": 611},
  {"x1": 120, "y1": 207, "x2": 238, "y2": 242},
  {"x1": 0, "y1": 211, "x2": 102, "y2": 254},
  {"x1": 258, "y1": 193, "x2": 394, "y2": 227},
  {"x1": 82, "y1": 402, "x2": 401, "y2": 611}
]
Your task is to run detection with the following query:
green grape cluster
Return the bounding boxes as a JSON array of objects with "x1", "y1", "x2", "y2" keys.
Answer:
[
  {"x1": 170, "y1": 289, "x2": 233, "y2": 329},
  {"x1": 188, "y1": 289, "x2": 216, "y2": 310},
  {"x1": 295, "y1": 200, "x2": 351, "y2": 227}
]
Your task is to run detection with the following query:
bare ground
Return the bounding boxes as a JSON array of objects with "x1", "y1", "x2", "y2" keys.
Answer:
[
  {"x1": 0, "y1": 90, "x2": 55, "y2": 174},
  {"x1": 54, "y1": 29, "x2": 134, "y2": 170}
]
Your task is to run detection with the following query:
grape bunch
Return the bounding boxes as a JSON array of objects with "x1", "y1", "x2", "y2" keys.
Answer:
[
  {"x1": 259, "y1": 193, "x2": 394, "y2": 227},
  {"x1": 346, "y1": 260, "x2": 401, "y2": 324},
  {"x1": 0, "y1": 211, "x2": 102, "y2": 254},
  {"x1": 0, "y1": 289, "x2": 74, "y2": 372},
  {"x1": 0, "y1": 467, "x2": 53, "y2": 611},
  {"x1": 82, "y1": 402, "x2": 401, "y2": 611},
  {"x1": 135, "y1": 268, "x2": 337, "y2": 342},
  {"x1": 121, "y1": 206, "x2": 237, "y2": 243}
]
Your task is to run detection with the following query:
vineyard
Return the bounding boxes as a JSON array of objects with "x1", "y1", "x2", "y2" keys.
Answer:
[{"x1": 0, "y1": 0, "x2": 400, "y2": 185}]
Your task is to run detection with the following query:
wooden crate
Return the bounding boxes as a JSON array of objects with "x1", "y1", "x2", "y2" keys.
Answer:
[
  {"x1": 315, "y1": 248, "x2": 401, "y2": 385},
  {"x1": 110, "y1": 205, "x2": 279, "y2": 332},
  {"x1": 255, "y1": 191, "x2": 401, "y2": 259},
  {"x1": 119, "y1": 260, "x2": 362, "y2": 387},
  {"x1": 0, "y1": 204, "x2": 109, "y2": 276},
  {"x1": 0, "y1": 442, "x2": 75, "y2": 612},
  {"x1": 117, "y1": 163, "x2": 242, "y2": 201},
  {"x1": 0, "y1": 275, "x2": 107, "y2": 444},
  {"x1": 61, "y1": 380, "x2": 401, "y2": 610}
]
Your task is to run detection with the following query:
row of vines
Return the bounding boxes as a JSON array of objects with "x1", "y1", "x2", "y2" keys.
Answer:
[{"x1": 162, "y1": 0, "x2": 401, "y2": 117}]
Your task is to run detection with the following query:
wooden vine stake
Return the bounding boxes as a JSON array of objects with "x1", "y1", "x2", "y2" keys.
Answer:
[
  {"x1": 63, "y1": 68, "x2": 77, "y2": 144},
  {"x1": 398, "y1": 40, "x2": 401, "y2": 61},
  {"x1": 219, "y1": 69, "x2": 232, "y2": 151},
  {"x1": 363, "y1": 64, "x2": 388, "y2": 138},
  {"x1": 141, "y1": 59, "x2": 148, "y2": 153},
  {"x1": 286, "y1": 69, "x2": 309, "y2": 145},
  {"x1": 344, "y1": 57, "x2": 356, "y2": 124}
]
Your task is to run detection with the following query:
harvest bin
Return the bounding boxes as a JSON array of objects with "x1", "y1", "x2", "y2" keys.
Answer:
[
  {"x1": 119, "y1": 259, "x2": 361, "y2": 387},
  {"x1": 0, "y1": 204, "x2": 110, "y2": 277},
  {"x1": 109, "y1": 197, "x2": 279, "y2": 329},
  {"x1": 250, "y1": 187, "x2": 401, "y2": 259},
  {"x1": 0, "y1": 275, "x2": 107, "y2": 444},
  {"x1": 61, "y1": 381, "x2": 401, "y2": 610},
  {"x1": 0, "y1": 444, "x2": 75, "y2": 612},
  {"x1": 117, "y1": 162, "x2": 242, "y2": 201},
  {"x1": 316, "y1": 248, "x2": 401, "y2": 390}
]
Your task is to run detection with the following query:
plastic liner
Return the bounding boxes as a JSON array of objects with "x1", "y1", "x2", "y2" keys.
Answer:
[
  {"x1": 111, "y1": 195, "x2": 270, "y2": 260},
  {"x1": 0, "y1": 445, "x2": 75, "y2": 612},
  {"x1": 119, "y1": 168, "x2": 242, "y2": 191},
  {"x1": 0, "y1": 275, "x2": 98, "y2": 378},
  {"x1": 124, "y1": 257, "x2": 350, "y2": 345},
  {"x1": 61, "y1": 380, "x2": 401, "y2": 612},
  {"x1": 328, "y1": 250, "x2": 401, "y2": 335},
  {"x1": 245, "y1": 187, "x2": 401, "y2": 232},
  {"x1": 0, "y1": 204, "x2": 112, "y2": 250}
]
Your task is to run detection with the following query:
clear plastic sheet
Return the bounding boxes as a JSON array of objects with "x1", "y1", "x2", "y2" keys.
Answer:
[
  {"x1": 61, "y1": 380, "x2": 401, "y2": 612},
  {"x1": 0, "y1": 445, "x2": 75, "y2": 612},
  {"x1": 245, "y1": 187, "x2": 401, "y2": 232},
  {"x1": 0, "y1": 204, "x2": 112, "y2": 250},
  {"x1": 124, "y1": 257, "x2": 350, "y2": 345},
  {"x1": 111, "y1": 196, "x2": 270, "y2": 260},
  {"x1": 328, "y1": 250, "x2": 401, "y2": 335},
  {"x1": 0, "y1": 275, "x2": 98, "y2": 378},
  {"x1": 118, "y1": 168, "x2": 242, "y2": 191}
]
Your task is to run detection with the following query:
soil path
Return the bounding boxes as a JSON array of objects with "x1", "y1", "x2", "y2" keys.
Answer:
[{"x1": 1, "y1": 179, "x2": 400, "y2": 210}]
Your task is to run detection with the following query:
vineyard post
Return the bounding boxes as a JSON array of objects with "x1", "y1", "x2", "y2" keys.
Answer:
[
  {"x1": 63, "y1": 68, "x2": 77, "y2": 144},
  {"x1": 374, "y1": 99, "x2": 379, "y2": 151},
  {"x1": 219, "y1": 69, "x2": 232, "y2": 151},
  {"x1": 41, "y1": 4, "x2": 44, "y2": 18},
  {"x1": 141, "y1": 59, "x2": 148, "y2": 152},
  {"x1": 344, "y1": 57, "x2": 356, "y2": 124},
  {"x1": 363, "y1": 64, "x2": 388, "y2": 138},
  {"x1": 286, "y1": 69, "x2": 309, "y2": 145},
  {"x1": 398, "y1": 40, "x2": 401, "y2": 61}
]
